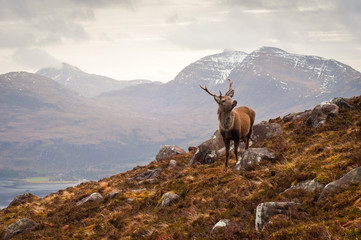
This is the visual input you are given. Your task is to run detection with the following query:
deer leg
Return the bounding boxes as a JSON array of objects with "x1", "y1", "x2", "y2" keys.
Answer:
[
  {"x1": 224, "y1": 139, "x2": 230, "y2": 168},
  {"x1": 242, "y1": 136, "x2": 249, "y2": 150},
  {"x1": 245, "y1": 125, "x2": 253, "y2": 149},
  {"x1": 234, "y1": 137, "x2": 240, "y2": 162}
]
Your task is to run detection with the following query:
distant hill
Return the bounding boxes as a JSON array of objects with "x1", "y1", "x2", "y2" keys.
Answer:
[
  {"x1": 1, "y1": 96, "x2": 360, "y2": 239},
  {"x1": 1, "y1": 47, "x2": 360, "y2": 180},
  {"x1": 37, "y1": 63, "x2": 153, "y2": 97},
  {"x1": 0, "y1": 72, "x2": 164, "y2": 179}
]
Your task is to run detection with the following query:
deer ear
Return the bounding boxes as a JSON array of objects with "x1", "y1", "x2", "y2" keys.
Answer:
[
  {"x1": 214, "y1": 96, "x2": 221, "y2": 103},
  {"x1": 226, "y1": 89, "x2": 234, "y2": 97}
]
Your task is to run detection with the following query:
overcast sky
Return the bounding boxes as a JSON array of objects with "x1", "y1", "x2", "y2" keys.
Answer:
[{"x1": 0, "y1": 0, "x2": 360, "y2": 82}]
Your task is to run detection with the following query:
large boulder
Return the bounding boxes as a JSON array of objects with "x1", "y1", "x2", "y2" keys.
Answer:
[
  {"x1": 251, "y1": 122, "x2": 283, "y2": 142},
  {"x1": 3, "y1": 218, "x2": 38, "y2": 239},
  {"x1": 319, "y1": 167, "x2": 361, "y2": 201},
  {"x1": 305, "y1": 102, "x2": 339, "y2": 128},
  {"x1": 188, "y1": 130, "x2": 225, "y2": 165},
  {"x1": 330, "y1": 97, "x2": 354, "y2": 109},
  {"x1": 282, "y1": 179, "x2": 324, "y2": 195},
  {"x1": 234, "y1": 148, "x2": 276, "y2": 170},
  {"x1": 8, "y1": 192, "x2": 38, "y2": 208},
  {"x1": 76, "y1": 192, "x2": 104, "y2": 206},
  {"x1": 156, "y1": 145, "x2": 186, "y2": 161},
  {"x1": 160, "y1": 192, "x2": 180, "y2": 206},
  {"x1": 255, "y1": 202, "x2": 301, "y2": 231}
]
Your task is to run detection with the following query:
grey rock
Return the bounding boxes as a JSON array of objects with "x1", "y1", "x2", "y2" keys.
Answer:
[
  {"x1": 234, "y1": 148, "x2": 276, "y2": 170},
  {"x1": 8, "y1": 192, "x2": 38, "y2": 208},
  {"x1": 255, "y1": 202, "x2": 301, "y2": 231},
  {"x1": 330, "y1": 97, "x2": 354, "y2": 109},
  {"x1": 211, "y1": 219, "x2": 231, "y2": 233},
  {"x1": 3, "y1": 218, "x2": 38, "y2": 239},
  {"x1": 282, "y1": 179, "x2": 324, "y2": 194},
  {"x1": 106, "y1": 191, "x2": 120, "y2": 200},
  {"x1": 127, "y1": 168, "x2": 162, "y2": 183},
  {"x1": 161, "y1": 192, "x2": 180, "y2": 206},
  {"x1": 283, "y1": 110, "x2": 311, "y2": 122},
  {"x1": 306, "y1": 102, "x2": 339, "y2": 128},
  {"x1": 76, "y1": 192, "x2": 103, "y2": 206},
  {"x1": 156, "y1": 145, "x2": 186, "y2": 161},
  {"x1": 251, "y1": 122, "x2": 283, "y2": 142},
  {"x1": 188, "y1": 130, "x2": 225, "y2": 165},
  {"x1": 319, "y1": 166, "x2": 361, "y2": 201},
  {"x1": 169, "y1": 159, "x2": 177, "y2": 168}
]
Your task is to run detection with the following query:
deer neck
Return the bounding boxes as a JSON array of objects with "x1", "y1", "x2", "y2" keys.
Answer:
[{"x1": 218, "y1": 110, "x2": 234, "y2": 131}]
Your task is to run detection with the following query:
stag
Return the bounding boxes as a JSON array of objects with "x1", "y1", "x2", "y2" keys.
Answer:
[{"x1": 200, "y1": 79, "x2": 255, "y2": 167}]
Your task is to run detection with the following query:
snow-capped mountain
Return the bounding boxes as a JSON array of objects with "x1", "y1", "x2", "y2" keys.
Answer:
[
  {"x1": 173, "y1": 49, "x2": 248, "y2": 85},
  {"x1": 228, "y1": 47, "x2": 361, "y2": 117},
  {"x1": 37, "y1": 63, "x2": 152, "y2": 97},
  {"x1": 2, "y1": 47, "x2": 360, "y2": 180}
]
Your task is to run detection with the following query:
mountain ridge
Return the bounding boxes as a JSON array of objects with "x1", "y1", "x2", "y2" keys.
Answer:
[
  {"x1": 36, "y1": 63, "x2": 154, "y2": 97},
  {"x1": 1, "y1": 46, "x2": 360, "y2": 180}
]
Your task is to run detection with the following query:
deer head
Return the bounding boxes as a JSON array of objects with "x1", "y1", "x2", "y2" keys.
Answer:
[{"x1": 200, "y1": 78, "x2": 237, "y2": 112}]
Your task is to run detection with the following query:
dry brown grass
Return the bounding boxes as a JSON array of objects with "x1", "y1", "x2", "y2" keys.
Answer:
[{"x1": 1, "y1": 96, "x2": 361, "y2": 239}]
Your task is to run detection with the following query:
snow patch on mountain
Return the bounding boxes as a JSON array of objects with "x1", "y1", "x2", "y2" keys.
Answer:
[{"x1": 174, "y1": 49, "x2": 248, "y2": 85}]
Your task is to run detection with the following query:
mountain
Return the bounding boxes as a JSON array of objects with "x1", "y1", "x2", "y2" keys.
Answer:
[
  {"x1": 98, "y1": 47, "x2": 361, "y2": 142},
  {"x1": 173, "y1": 49, "x2": 248, "y2": 85},
  {"x1": 2, "y1": 47, "x2": 361, "y2": 180},
  {"x1": 36, "y1": 63, "x2": 152, "y2": 97},
  {"x1": 1, "y1": 96, "x2": 360, "y2": 239},
  {"x1": 228, "y1": 46, "x2": 361, "y2": 118},
  {"x1": 0, "y1": 72, "x2": 166, "y2": 180}
]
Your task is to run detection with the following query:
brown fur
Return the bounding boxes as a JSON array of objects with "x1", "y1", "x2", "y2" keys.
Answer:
[{"x1": 200, "y1": 79, "x2": 255, "y2": 167}]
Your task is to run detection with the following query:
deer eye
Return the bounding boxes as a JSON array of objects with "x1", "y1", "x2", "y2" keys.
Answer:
[{"x1": 221, "y1": 99, "x2": 226, "y2": 103}]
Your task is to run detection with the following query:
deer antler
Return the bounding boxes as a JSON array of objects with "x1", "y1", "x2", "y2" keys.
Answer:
[
  {"x1": 199, "y1": 84, "x2": 217, "y2": 98},
  {"x1": 225, "y1": 78, "x2": 233, "y2": 96}
]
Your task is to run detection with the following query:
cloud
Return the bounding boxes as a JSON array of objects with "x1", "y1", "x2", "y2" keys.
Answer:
[
  {"x1": 12, "y1": 48, "x2": 61, "y2": 69},
  {"x1": 0, "y1": 0, "x2": 132, "y2": 49},
  {"x1": 163, "y1": 0, "x2": 361, "y2": 53}
]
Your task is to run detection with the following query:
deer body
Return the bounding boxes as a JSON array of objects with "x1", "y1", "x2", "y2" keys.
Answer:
[{"x1": 200, "y1": 79, "x2": 255, "y2": 167}]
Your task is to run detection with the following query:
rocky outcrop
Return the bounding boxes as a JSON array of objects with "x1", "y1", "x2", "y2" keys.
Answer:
[
  {"x1": 319, "y1": 167, "x2": 361, "y2": 201},
  {"x1": 188, "y1": 130, "x2": 225, "y2": 165},
  {"x1": 283, "y1": 110, "x2": 311, "y2": 122},
  {"x1": 127, "y1": 168, "x2": 162, "y2": 184},
  {"x1": 3, "y1": 218, "x2": 38, "y2": 239},
  {"x1": 234, "y1": 148, "x2": 276, "y2": 170},
  {"x1": 255, "y1": 202, "x2": 301, "y2": 231},
  {"x1": 76, "y1": 192, "x2": 104, "y2": 206},
  {"x1": 156, "y1": 145, "x2": 186, "y2": 161},
  {"x1": 282, "y1": 179, "x2": 324, "y2": 194},
  {"x1": 251, "y1": 122, "x2": 283, "y2": 142},
  {"x1": 8, "y1": 192, "x2": 38, "y2": 208},
  {"x1": 160, "y1": 192, "x2": 180, "y2": 206},
  {"x1": 305, "y1": 102, "x2": 339, "y2": 128},
  {"x1": 330, "y1": 97, "x2": 354, "y2": 109}
]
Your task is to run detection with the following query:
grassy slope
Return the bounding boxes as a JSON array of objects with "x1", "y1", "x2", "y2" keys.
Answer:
[{"x1": 1, "y1": 96, "x2": 361, "y2": 240}]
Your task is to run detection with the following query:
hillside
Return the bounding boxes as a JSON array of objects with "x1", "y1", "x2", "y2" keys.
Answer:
[
  {"x1": 1, "y1": 96, "x2": 360, "y2": 239},
  {"x1": 0, "y1": 72, "x2": 167, "y2": 180}
]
